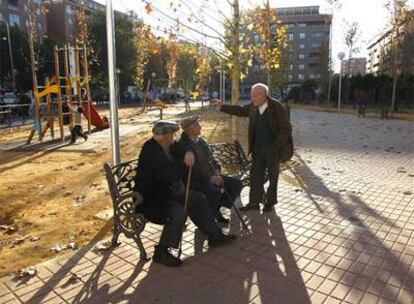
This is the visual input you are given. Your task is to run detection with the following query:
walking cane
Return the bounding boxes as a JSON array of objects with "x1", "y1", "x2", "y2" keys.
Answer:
[
  {"x1": 221, "y1": 188, "x2": 249, "y2": 233},
  {"x1": 178, "y1": 166, "x2": 193, "y2": 258}
]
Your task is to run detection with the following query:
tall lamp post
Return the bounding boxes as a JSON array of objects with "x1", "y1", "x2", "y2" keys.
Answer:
[
  {"x1": 0, "y1": 14, "x2": 16, "y2": 90},
  {"x1": 151, "y1": 72, "x2": 156, "y2": 92},
  {"x1": 337, "y1": 52, "x2": 345, "y2": 112},
  {"x1": 106, "y1": 0, "x2": 120, "y2": 165}
]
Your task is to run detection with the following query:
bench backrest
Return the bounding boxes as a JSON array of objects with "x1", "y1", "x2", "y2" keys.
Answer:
[
  {"x1": 208, "y1": 140, "x2": 249, "y2": 174},
  {"x1": 104, "y1": 141, "x2": 249, "y2": 205},
  {"x1": 104, "y1": 158, "x2": 138, "y2": 208}
]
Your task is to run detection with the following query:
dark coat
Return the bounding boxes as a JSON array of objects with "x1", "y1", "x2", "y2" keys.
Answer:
[
  {"x1": 173, "y1": 132, "x2": 220, "y2": 191},
  {"x1": 133, "y1": 138, "x2": 184, "y2": 224},
  {"x1": 220, "y1": 97, "x2": 293, "y2": 161}
]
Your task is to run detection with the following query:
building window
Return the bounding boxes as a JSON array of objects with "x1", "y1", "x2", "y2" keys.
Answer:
[
  {"x1": 288, "y1": 74, "x2": 293, "y2": 81},
  {"x1": 298, "y1": 74, "x2": 304, "y2": 80},
  {"x1": 299, "y1": 32, "x2": 306, "y2": 39},
  {"x1": 8, "y1": 0, "x2": 18, "y2": 8},
  {"x1": 298, "y1": 23, "x2": 307, "y2": 27},
  {"x1": 299, "y1": 64, "x2": 305, "y2": 70},
  {"x1": 309, "y1": 74, "x2": 315, "y2": 79},
  {"x1": 287, "y1": 33, "x2": 294, "y2": 41},
  {"x1": 300, "y1": 43, "x2": 305, "y2": 49},
  {"x1": 311, "y1": 32, "x2": 323, "y2": 38},
  {"x1": 9, "y1": 13, "x2": 20, "y2": 26},
  {"x1": 289, "y1": 63, "x2": 294, "y2": 70},
  {"x1": 299, "y1": 53, "x2": 305, "y2": 60},
  {"x1": 66, "y1": 4, "x2": 73, "y2": 15},
  {"x1": 311, "y1": 42, "x2": 321, "y2": 48}
]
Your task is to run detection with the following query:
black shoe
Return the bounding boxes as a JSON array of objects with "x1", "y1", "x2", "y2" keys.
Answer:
[
  {"x1": 84, "y1": 135, "x2": 88, "y2": 142},
  {"x1": 153, "y1": 245, "x2": 182, "y2": 267},
  {"x1": 69, "y1": 141, "x2": 75, "y2": 144},
  {"x1": 215, "y1": 210, "x2": 230, "y2": 224},
  {"x1": 208, "y1": 231, "x2": 236, "y2": 247},
  {"x1": 239, "y1": 203, "x2": 260, "y2": 212}
]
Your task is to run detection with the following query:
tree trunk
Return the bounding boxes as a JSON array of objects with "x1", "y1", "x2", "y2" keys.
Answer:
[
  {"x1": 327, "y1": 73, "x2": 332, "y2": 107},
  {"x1": 390, "y1": 75, "x2": 398, "y2": 116},
  {"x1": 231, "y1": 0, "x2": 241, "y2": 141},
  {"x1": 267, "y1": 71, "x2": 271, "y2": 95}
]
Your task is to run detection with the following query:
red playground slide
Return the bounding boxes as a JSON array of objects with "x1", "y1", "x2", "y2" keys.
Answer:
[{"x1": 82, "y1": 102, "x2": 109, "y2": 129}]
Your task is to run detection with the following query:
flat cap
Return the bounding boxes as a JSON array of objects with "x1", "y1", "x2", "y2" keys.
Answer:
[
  {"x1": 180, "y1": 115, "x2": 200, "y2": 130},
  {"x1": 152, "y1": 120, "x2": 179, "y2": 135}
]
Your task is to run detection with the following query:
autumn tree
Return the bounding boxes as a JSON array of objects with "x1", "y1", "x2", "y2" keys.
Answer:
[
  {"x1": 243, "y1": 1, "x2": 287, "y2": 93},
  {"x1": 384, "y1": 0, "x2": 412, "y2": 114},
  {"x1": 166, "y1": 36, "x2": 180, "y2": 89},
  {"x1": 134, "y1": 20, "x2": 154, "y2": 89}
]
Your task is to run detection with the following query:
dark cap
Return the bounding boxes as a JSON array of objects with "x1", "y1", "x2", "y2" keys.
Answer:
[
  {"x1": 180, "y1": 115, "x2": 200, "y2": 130},
  {"x1": 152, "y1": 120, "x2": 179, "y2": 135}
]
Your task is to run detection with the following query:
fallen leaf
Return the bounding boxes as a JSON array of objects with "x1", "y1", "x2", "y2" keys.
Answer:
[
  {"x1": 51, "y1": 244, "x2": 66, "y2": 253},
  {"x1": 64, "y1": 191, "x2": 73, "y2": 197},
  {"x1": 0, "y1": 224, "x2": 16, "y2": 232},
  {"x1": 14, "y1": 267, "x2": 38, "y2": 279},
  {"x1": 68, "y1": 272, "x2": 83, "y2": 282},
  {"x1": 68, "y1": 242, "x2": 78, "y2": 250},
  {"x1": 92, "y1": 241, "x2": 112, "y2": 253}
]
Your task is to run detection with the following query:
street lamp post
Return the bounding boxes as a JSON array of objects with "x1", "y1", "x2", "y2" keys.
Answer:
[
  {"x1": 151, "y1": 72, "x2": 156, "y2": 93},
  {"x1": 0, "y1": 15, "x2": 16, "y2": 90},
  {"x1": 106, "y1": 0, "x2": 120, "y2": 165},
  {"x1": 337, "y1": 52, "x2": 345, "y2": 112}
]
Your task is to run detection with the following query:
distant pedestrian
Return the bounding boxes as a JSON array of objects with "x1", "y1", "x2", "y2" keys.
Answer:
[{"x1": 69, "y1": 104, "x2": 88, "y2": 144}]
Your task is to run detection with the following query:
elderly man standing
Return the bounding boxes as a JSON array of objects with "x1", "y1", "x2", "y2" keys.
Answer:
[
  {"x1": 134, "y1": 121, "x2": 236, "y2": 267},
  {"x1": 174, "y1": 116, "x2": 243, "y2": 224},
  {"x1": 213, "y1": 83, "x2": 292, "y2": 212}
]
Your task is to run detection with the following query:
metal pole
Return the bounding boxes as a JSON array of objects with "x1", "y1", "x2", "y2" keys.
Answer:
[
  {"x1": 106, "y1": 0, "x2": 120, "y2": 164},
  {"x1": 223, "y1": 70, "x2": 226, "y2": 104},
  {"x1": 2, "y1": 20, "x2": 16, "y2": 90},
  {"x1": 219, "y1": 59, "x2": 222, "y2": 101},
  {"x1": 338, "y1": 64, "x2": 342, "y2": 112}
]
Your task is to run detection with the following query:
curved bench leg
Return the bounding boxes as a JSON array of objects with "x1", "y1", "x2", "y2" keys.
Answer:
[
  {"x1": 111, "y1": 221, "x2": 121, "y2": 247},
  {"x1": 134, "y1": 235, "x2": 150, "y2": 261}
]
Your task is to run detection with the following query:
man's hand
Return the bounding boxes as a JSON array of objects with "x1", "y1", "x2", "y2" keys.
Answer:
[
  {"x1": 184, "y1": 151, "x2": 195, "y2": 167},
  {"x1": 210, "y1": 175, "x2": 224, "y2": 187},
  {"x1": 212, "y1": 99, "x2": 223, "y2": 112}
]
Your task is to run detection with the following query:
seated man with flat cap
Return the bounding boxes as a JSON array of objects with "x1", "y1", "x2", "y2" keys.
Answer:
[
  {"x1": 174, "y1": 116, "x2": 243, "y2": 224},
  {"x1": 133, "y1": 120, "x2": 236, "y2": 267}
]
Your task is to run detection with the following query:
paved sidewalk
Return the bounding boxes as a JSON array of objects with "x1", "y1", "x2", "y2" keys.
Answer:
[{"x1": 0, "y1": 110, "x2": 413, "y2": 304}]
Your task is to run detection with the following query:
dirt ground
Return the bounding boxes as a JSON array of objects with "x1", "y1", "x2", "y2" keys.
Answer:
[{"x1": 0, "y1": 104, "x2": 248, "y2": 277}]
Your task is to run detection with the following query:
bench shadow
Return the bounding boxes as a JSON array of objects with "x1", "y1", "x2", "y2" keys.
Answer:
[
  {"x1": 86, "y1": 210, "x2": 311, "y2": 304},
  {"x1": 25, "y1": 220, "x2": 114, "y2": 304}
]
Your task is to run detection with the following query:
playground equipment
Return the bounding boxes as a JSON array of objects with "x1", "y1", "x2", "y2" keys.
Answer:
[{"x1": 27, "y1": 44, "x2": 108, "y2": 144}]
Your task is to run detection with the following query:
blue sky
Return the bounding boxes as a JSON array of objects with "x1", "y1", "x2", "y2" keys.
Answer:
[{"x1": 98, "y1": 0, "x2": 413, "y2": 72}]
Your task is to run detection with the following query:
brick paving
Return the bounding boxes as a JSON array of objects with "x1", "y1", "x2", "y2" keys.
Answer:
[{"x1": 0, "y1": 109, "x2": 413, "y2": 304}]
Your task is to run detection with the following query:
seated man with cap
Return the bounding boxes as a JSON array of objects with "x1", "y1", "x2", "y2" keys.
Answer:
[
  {"x1": 175, "y1": 116, "x2": 243, "y2": 224},
  {"x1": 133, "y1": 120, "x2": 236, "y2": 267}
]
